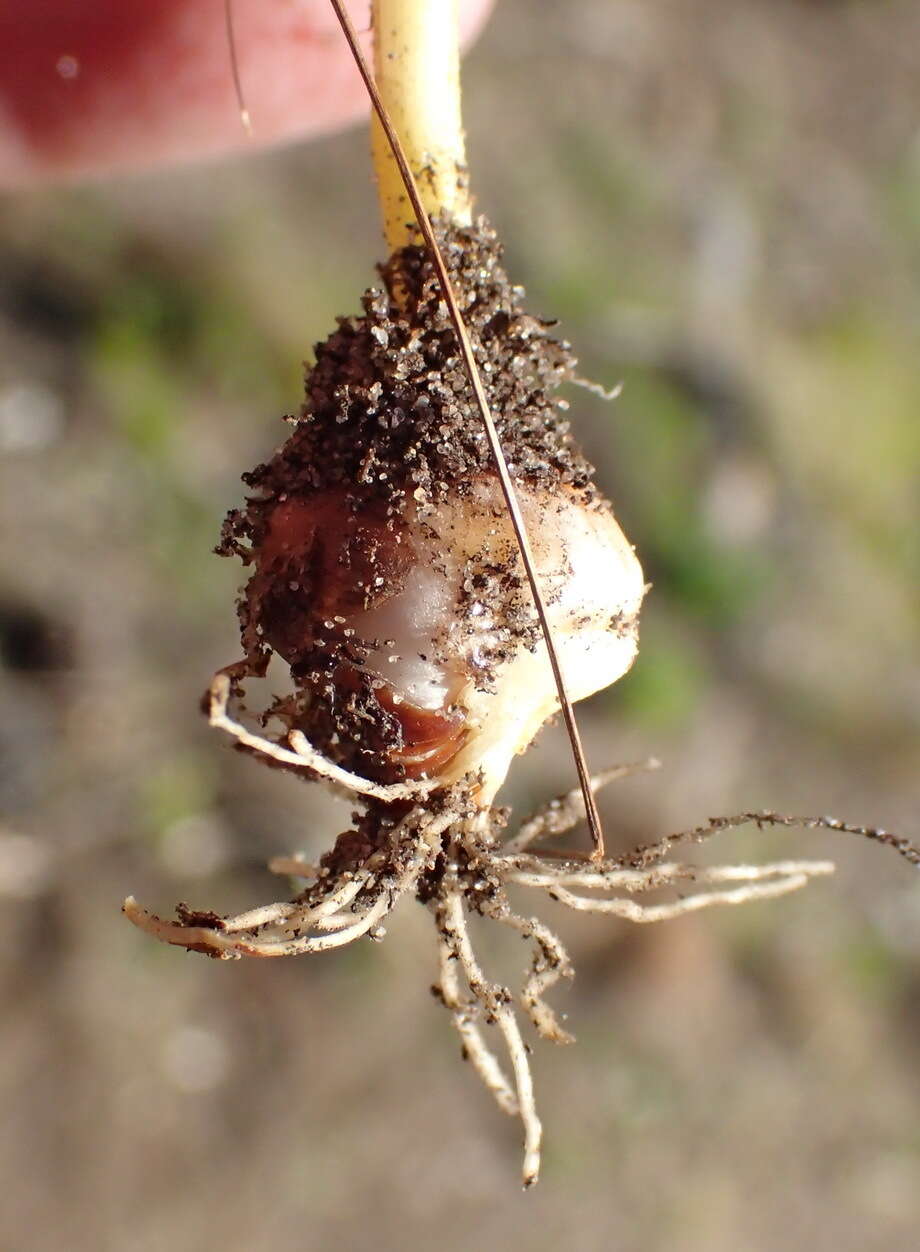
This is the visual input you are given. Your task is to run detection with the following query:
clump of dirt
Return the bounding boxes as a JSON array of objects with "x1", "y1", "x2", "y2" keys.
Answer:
[{"x1": 219, "y1": 214, "x2": 593, "y2": 556}]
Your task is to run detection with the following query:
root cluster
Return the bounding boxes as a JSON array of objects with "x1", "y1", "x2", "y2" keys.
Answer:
[{"x1": 122, "y1": 672, "x2": 904, "y2": 1187}]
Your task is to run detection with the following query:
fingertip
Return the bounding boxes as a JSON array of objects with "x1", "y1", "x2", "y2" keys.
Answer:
[{"x1": 0, "y1": 0, "x2": 495, "y2": 186}]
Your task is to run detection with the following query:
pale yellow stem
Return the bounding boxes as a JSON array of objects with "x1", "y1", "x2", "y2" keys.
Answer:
[{"x1": 371, "y1": 0, "x2": 472, "y2": 252}]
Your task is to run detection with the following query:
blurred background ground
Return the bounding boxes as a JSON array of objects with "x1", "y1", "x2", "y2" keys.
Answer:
[{"x1": 1, "y1": 1, "x2": 919, "y2": 1249}]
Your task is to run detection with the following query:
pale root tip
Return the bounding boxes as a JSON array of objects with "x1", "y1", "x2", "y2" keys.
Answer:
[{"x1": 121, "y1": 895, "x2": 237, "y2": 959}]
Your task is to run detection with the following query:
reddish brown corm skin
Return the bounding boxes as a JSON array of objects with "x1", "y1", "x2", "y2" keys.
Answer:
[
  {"x1": 254, "y1": 493, "x2": 413, "y2": 661},
  {"x1": 375, "y1": 687, "x2": 467, "y2": 779},
  {"x1": 252, "y1": 491, "x2": 468, "y2": 781}
]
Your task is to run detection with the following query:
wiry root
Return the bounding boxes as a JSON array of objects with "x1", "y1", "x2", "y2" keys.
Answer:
[
  {"x1": 434, "y1": 897, "x2": 520, "y2": 1117},
  {"x1": 486, "y1": 905, "x2": 575, "y2": 1045},
  {"x1": 123, "y1": 802, "x2": 452, "y2": 959},
  {"x1": 208, "y1": 672, "x2": 436, "y2": 804},
  {"x1": 624, "y1": 809, "x2": 920, "y2": 873},
  {"x1": 123, "y1": 879, "x2": 394, "y2": 959},
  {"x1": 497, "y1": 767, "x2": 845, "y2": 928},
  {"x1": 499, "y1": 855, "x2": 835, "y2": 923},
  {"x1": 434, "y1": 886, "x2": 543, "y2": 1187},
  {"x1": 505, "y1": 758, "x2": 661, "y2": 856},
  {"x1": 268, "y1": 856, "x2": 321, "y2": 878}
]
